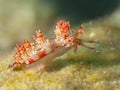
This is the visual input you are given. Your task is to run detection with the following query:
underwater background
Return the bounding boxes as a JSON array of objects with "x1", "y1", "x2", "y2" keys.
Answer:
[{"x1": 0, "y1": 0, "x2": 120, "y2": 90}]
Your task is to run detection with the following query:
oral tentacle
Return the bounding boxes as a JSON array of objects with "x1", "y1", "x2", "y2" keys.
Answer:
[
  {"x1": 76, "y1": 38, "x2": 96, "y2": 50},
  {"x1": 79, "y1": 39, "x2": 99, "y2": 44},
  {"x1": 80, "y1": 44, "x2": 96, "y2": 50}
]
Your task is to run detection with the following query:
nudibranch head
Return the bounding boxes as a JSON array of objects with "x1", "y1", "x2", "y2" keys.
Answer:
[
  {"x1": 54, "y1": 20, "x2": 84, "y2": 47},
  {"x1": 10, "y1": 20, "x2": 85, "y2": 70}
]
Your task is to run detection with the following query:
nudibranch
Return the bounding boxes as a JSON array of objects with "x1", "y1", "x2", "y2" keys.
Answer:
[{"x1": 10, "y1": 20, "x2": 95, "y2": 70}]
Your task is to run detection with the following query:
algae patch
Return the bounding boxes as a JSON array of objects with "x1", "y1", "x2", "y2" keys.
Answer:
[{"x1": 0, "y1": 49, "x2": 120, "y2": 90}]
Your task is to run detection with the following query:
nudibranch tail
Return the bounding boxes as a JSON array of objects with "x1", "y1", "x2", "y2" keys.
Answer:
[{"x1": 10, "y1": 20, "x2": 96, "y2": 70}]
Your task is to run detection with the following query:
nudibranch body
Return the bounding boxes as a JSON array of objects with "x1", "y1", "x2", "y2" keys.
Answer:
[{"x1": 10, "y1": 20, "x2": 94, "y2": 70}]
